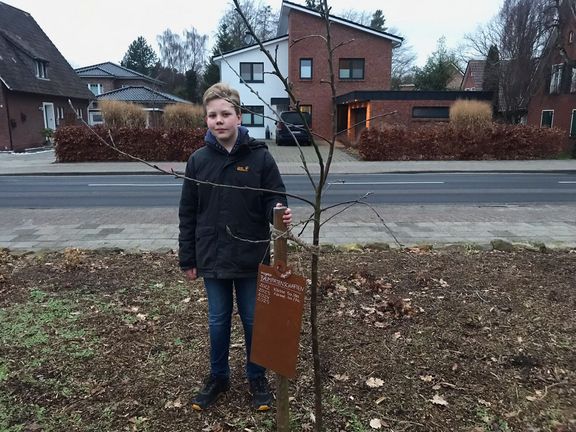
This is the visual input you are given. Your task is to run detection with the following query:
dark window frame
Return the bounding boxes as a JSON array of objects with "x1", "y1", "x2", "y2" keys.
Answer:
[
  {"x1": 241, "y1": 105, "x2": 265, "y2": 127},
  {"x1": 338, "y1": 58, "x2": 365, "y2": 80},
  {"x1": 35, "y1": 60, "x2": 48, "y2": 79},
  {"x1": 239, "y1": 62, "x2": 264, "y2": 83},
  {"x1": 300, "y1": 58, "x2": 313, "y2": 80},
  {"x1": 412, "y1": 106, "x2": 450, "y2": 119},
  {"x1": 541, "y1": 110, "x2": 554, "y2": 128},
  {"x1": 550, "y1": 63, "x2": 563, "y2": 94}
]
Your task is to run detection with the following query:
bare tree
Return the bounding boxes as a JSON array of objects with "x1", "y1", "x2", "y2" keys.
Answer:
[
  {"x1": 156, "y1": 27, "x2": 208, "y2": 101},
  {"x1": 461, "y1": 0, "x2": 556, "y2": 122},
  {"x1": 230, "y1": 1, "x2": 400, "y2": 430},
  {"x1": 390, "y1": 30, "x2": 417, "y2": 89},
  {"x1": 218, "y1": 0, "x2": 279, "y2": 49},
  {"x1": 157, "y1": 27, "x2": 207, "y2": 75}
]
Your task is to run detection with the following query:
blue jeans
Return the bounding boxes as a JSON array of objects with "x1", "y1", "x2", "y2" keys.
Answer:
[{"x1": 203, "y1": 277, "x2": 266, "y2": 380}]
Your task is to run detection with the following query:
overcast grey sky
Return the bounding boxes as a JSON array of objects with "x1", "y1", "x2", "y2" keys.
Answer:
[{"x1": 3, "y1": 0, "x2": 503, "y2": 69}]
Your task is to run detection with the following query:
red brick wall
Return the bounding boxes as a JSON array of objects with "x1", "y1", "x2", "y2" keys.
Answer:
[
  {"x1": 3, "y1": 91, "x2": 88, "y2": 152},
  {"x1": 369, "y1": 99, "x2": 453, "y2": 129},
  {"x1": 79, "y1": 77, "x2": 115, "y2": 94},
  {"x1": 79, "y1": 77, "x2": 162, "y2": 94},
  {"x1": 288, "y1": 10, "x2": 394, "y2": 141},
  {"x1": 115, "y1": 79, "x2": 162, "y2": 90},
  {"x1": 526, "y1": 0, "x2": 576, "y2": 137},
  {"x1": 0, "y1": 85, "x2": 10, "y2": 151},
  {"x1": 527, "y1": 92, "x2": 574, "y2": 134}
]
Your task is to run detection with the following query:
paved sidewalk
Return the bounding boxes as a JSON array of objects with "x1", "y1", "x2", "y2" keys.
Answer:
[
  {"x1": 1, "y1": 146, "x2": 576, "y2": 251},
  {"x1": 2, "y1": 205, "x2": 575, "y2": 251},
  {"x1": 1, "y1": 146, "x2": 576, "y2": 175}
]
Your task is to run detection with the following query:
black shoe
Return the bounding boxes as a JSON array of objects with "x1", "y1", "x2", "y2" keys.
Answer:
[
  {"x1": 191, "y1": 375, "x2": 230, "y2": 411},
  {"x1": 249, "y1": 376, "x2": 272, "y2": 411}
]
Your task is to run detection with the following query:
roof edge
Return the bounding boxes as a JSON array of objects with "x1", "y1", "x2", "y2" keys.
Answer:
[{"x1": 280, "y1": 0, "x2": 403, "y2": 45}]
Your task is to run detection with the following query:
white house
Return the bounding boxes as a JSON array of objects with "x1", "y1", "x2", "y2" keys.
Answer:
[{"x1": 214, "y1": 35, "x2": 289, "y2": 140}]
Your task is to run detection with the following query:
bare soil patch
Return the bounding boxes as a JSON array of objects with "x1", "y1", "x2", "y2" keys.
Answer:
[{"x1": 0, "y1": 246, "x2": 575, "y2": 431}]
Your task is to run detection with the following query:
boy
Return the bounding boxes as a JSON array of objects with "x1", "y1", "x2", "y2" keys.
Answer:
[{"x1": 178, "y1": 82, "x2": 292, "y2": 411}]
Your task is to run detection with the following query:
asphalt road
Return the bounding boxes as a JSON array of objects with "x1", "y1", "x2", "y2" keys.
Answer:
[{"x1": 1, "y1": 172, "x2": 576, "y2": 208}]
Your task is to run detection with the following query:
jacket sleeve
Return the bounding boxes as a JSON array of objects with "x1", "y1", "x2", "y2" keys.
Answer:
[
  {"x1": 178, "y1": 157, "x2": 198, "y2": 270},
  {"x1": 262, "y1": 150, "x2": 288, "y2": 224}
]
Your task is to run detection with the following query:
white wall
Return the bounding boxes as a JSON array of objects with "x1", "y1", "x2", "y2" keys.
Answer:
[{"x1": 217, "y1": 37, "x2": 289, "y2": 140}]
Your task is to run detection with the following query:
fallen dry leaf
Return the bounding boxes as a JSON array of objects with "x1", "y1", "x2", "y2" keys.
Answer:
[
  {"x1": 164, "y1": 397, "x2": 183, "y2": 409},
  {"x1": 430, "y1": 394, "x2": 448, "y2": 406},
  {"x1": 369, "y1": 418, "x2": 383, "y2": 429},
  {"x1": 366, "y1": 377, "x2": 385, "y2": 388},
  {"x1": 333, "y1": 373, "x2": 349, "y2": 381}
]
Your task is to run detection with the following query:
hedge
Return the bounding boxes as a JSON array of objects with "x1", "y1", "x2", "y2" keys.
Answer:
[
  {"x1": 357, "y1": 123, "x2": 572, "y2": 161},
  {"x1": 54, "y1": 125, "x2": 206, "y2": 162}
]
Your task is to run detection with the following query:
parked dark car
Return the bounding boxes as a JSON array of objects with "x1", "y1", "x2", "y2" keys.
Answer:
[{"x1": 275, "y1": 111, "x2": 312, "y2": 146}]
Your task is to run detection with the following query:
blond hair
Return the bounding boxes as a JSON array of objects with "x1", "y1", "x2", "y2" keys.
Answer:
[{"x1": 202, "y1": 82, "x2": 241, "y2": 115}]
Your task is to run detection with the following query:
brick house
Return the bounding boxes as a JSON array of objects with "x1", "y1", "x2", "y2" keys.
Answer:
[
  {"x1": 75, "y1": 62, "x2": 165, "y2": 96},
  {"x1": 214, "y1": 0, "x2": 491, "y2": 143},
  {"x1": 527, "y1": 0, "x2": 576, "y2": 138},
  {"x1": 0, "y1": 1, "x2": 93, "y2": 152},
  {"x1": 96, "y1": 86, "x2": 193, "y2": 127},
  {"x1": 74, "y1": 62, "x2": 180, "y2": 126},
  {"x1": 461, "y1": 60, "x2": 486, "y2": 91}
]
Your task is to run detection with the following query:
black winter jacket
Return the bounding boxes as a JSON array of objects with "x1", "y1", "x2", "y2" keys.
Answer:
[{"x1": 178, "y1": 127, "x2": 288, "y2": 279}]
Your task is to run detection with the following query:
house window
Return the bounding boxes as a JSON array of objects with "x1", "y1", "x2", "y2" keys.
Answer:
[
  {"x1": 570, "y1": 67, "x2": 576, "y2": 93},
  {"x1": 541, "y1": 110, "x2": 554, "y2": 128},
  {"x1": 76, "y1": 108, "x2": 83, "y2": 119},
  {"x1": 570, "y1": 110, "x2": 576, "y2": 137},
  {"x1": 240, "y1": 62, "x2": 264, "y2": 83},
  {"x1": 88, "y1": 83, "x2": 103, "y2": 95},
  {"x1": 569, "y1": 31, "x2": 574, "y2": 44},
  {"x1": 412, "y1": 106, "x2": 450, "y2": 119},
  {"x1": 89, "y1": 111, "x2": 103, "y2": 125},
  {"x1": 35, "y1": 60, "x2": 47, "y2": 79},
  {"x1": 241, "y1": 105, "x2": 264, "y2": 126},
  {"x1": 550, "y1": 64, "x2": 563, "y2": 94},
  {"x1": 300, "y1": 58, "x2": 313, "y2": 80},
  {"x1": 56, "y1": 107, "x2": 64, "y2": 125},
  {"x1": 339, "y1": 58, "x2": 364, "y2": 80},
  {"x1": 300, "y1": 105, "x2": 312, "y2": 117}
]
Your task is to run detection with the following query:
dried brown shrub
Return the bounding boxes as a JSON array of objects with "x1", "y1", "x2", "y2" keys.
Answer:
[
  {"x1": 450, "y1": 99, "x2": 493, "y2": 129},
  {"x1": 162, "y1": 103, "x2": 204, "y2": 129},
  {"x1": 99, "y1": 100, "x2": 146, "y2": 129}
]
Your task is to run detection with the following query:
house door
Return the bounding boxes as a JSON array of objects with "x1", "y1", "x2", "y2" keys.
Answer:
[
  {"x1": 42, "y1": 102, "x2": 56, "y2": 130},
  {"x1": 353, "y1": 107, "x2": 367, "y2": 139}
]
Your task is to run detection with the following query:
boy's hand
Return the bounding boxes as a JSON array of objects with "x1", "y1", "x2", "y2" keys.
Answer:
[
  {"x1": 276, "y1": 203, "x2": 292, "y2": 226},
  {"x1": 184, "y1": 268, "x2": 197, "y2": 280}
]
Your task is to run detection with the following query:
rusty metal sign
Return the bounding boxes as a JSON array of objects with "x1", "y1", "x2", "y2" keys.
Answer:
[{"x1": 251, "y1": 262, "x2": 306, "y2": 378}]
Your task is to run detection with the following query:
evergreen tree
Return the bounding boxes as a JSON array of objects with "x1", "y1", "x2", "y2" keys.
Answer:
[
  {"x1": 120, "y1": 36, "x2": 158, "y2": 76},
  {"x1": 370, "y1": 10, "x2": 387, "y2": 31},
  {"x1": 305, "y1": 0, "x2": 324, "y2": 12},
  {"x1": 202, "y1": 23, "x2": 237, "y2": 92},
  {"x1": 413, "y1": 37, "x2": 458, "y2": 90}
]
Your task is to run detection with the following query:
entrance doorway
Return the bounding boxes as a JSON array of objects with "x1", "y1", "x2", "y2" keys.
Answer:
[{"x1": 42, "y1": 102, "x2": 56, "y2": 130}]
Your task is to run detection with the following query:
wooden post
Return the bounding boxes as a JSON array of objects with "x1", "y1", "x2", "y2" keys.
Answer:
[{"x1": 273, "y1": 206, "x2": 290, "y2": 432}]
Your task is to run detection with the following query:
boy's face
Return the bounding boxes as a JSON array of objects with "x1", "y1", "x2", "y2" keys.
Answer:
[{"x1": 205, "y1": 98, "x2": 242, "y2": 148}]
